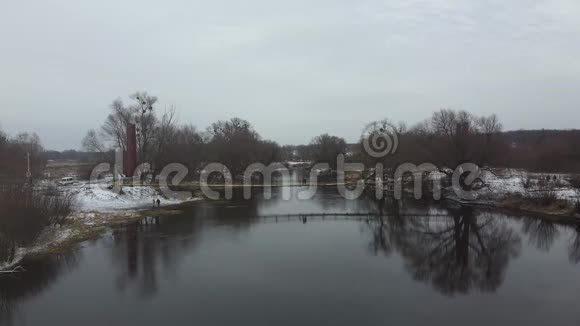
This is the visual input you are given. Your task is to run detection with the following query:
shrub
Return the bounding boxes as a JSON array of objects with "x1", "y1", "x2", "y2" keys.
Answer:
[{"x1": 0, "y1": 185, "x2": 75, "y2": 263}]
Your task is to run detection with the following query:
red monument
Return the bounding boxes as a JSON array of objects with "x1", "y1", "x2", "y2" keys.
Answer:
[{"x1": 126, "y1": 123, "x2": 137, "y2": 177}]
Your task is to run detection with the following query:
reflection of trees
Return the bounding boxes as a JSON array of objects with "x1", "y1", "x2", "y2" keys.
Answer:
[
  {"x1": 521, "y1": 221, "x2": 580, "y2": 265},
  {"x1": 110, "y1": 197, "x2": 261, "y2": 298},
  {"x1": 110, "y1": 213, "x2": 203, "y2": 298},
  {"x1": 366, "y1": 216, "x2": 393, "y2": 257},
  {"x1": 401, "y1": 208, "x2": 521, "y2": 295},
  {"x1": 521, "y1": 218, "x2": 559, "y2": 251},
  {"x1": 364, "y1": 204, "x2": 522, "y2": 296},
  {"x1": 0, "y1": 252, "x2": 78, "y2": 325},
  {"x1": 567, "y1": 224, "x2": 580, "y2": 264},
  {"x1": 362, "y1": 198, "x2": 411, "y2": 257}
]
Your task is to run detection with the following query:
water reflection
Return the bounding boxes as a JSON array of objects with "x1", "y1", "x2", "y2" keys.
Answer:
[
  {"x1": 0, "y1": 251, "x2": 78, "y2": 325},
  {"x1": 363, "y1": 199, "x2": 406, "y2": 257},
  {"x1": 3, "y1": 188, "x2": 580, "y2": 325},
  {"x1": 361, "y1": 198, "x2": 523, "y2": 296},
  {"x1": 401, "y1": 207, "x2": 521, "y2": 295},
  {"x1": 521, "y1": 218, "x2": 559, "y2": 252},
  {"x1": 568, "y1": 224, "x2": 580, "y2": 263},
  {"x1": 110, "y1": 214, "x2": 203, "y2": 298},
  {"x1": 108, "y1": 193, "x2": 264, "y2": 298}
]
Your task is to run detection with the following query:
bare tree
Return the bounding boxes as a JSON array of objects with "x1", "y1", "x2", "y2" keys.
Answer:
[
  {"x1": 151, "y1": 107, "x2": 178, "y2": 176},
  {"x1": 81, "y1": 129, "x2": 106, "y2": 153},
  {"x1": 359, "y1": 118, "x2": 404, "y2": 168},
  {"x1": 206, "y1": 118, "x2": 263, "y2": 178},
  {"x1": 203, "y1": 118, "x2": 282, "y2": 179},
  {"x1": 130, "y1": 92, "x2": 158, "y2": 162},
  {"x1": 161, "y1": 124, "x2": 206, "y2": 178},
  {"x1": 87, "y1": 91, "x2": 161, "y2": 167},
  {"x1": 401, "y1": 109, "x2": 505, "y2": 192},
  {"x1": 0, "y1": 132, "x2": 45, "y2": 182},
  {"x1": 309, "y1": 134, "x2": 347, "y2": 170}
]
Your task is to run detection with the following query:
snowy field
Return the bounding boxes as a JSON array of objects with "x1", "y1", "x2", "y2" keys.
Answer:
[{"x1": 480, "y1": 169, "x2": 579, "y2": 201}]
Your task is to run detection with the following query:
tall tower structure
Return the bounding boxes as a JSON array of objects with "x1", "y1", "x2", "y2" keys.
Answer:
[{"x1": 126, "y1": 123, "x2": 137, "y2": 177}]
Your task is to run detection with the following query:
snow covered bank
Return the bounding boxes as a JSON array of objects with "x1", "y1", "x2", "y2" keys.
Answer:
[
  {"x1": 0, "y1": 183, "x2": 203, "y2": 270},
  {"x1": 0, "y1": 225, "x2": 79, "y2": 271},
  {"x1": 480, "y1": 169, "x2": 580, "y2": 201},
  {"x1": 67, "y1": 182, "x2": 200, "y2": 212}
]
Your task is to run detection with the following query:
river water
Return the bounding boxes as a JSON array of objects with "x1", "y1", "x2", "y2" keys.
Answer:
[{"x1": 2, "y1": 186, "x2": 580, "y2": 325}]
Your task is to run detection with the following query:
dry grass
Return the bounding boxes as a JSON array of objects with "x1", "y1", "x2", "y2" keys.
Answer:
[
  {"x1": 533, "y1": 190, "x2": 559, "y2": 207},
  {"x1": 498, "y1": 194, "x2": 574, "y2": 217}
]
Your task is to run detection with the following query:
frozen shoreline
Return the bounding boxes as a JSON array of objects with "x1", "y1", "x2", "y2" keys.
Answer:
[
  {"x1": 0, "y1": 183, "x2": 201, "y2": 271},
  {"x1": 70, "y1": 182, "x2": 199, "y2": 212}
]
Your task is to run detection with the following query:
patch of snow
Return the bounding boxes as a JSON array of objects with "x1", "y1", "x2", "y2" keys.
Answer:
[
  {"x1": 479, "y1": 169, "x2": 579, "y2": 201},
  {"x1": 0, "y1": 226, "x2": 76, "y2": 271},
  {"x1": 0, "y1": 249, "x2": 26, "y2": 271},
  {"x1": 67, "y1": 182, "x2": 199, "y2": 212}
]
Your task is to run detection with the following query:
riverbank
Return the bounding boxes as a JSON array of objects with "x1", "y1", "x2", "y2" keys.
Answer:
[
  {"x1": 4, "y1": 172, "x2": 579, "y2": 271},
  {"x1": 496, "y1": 196, "x2": 580, "y2": 222},
  {"x1": 0, "y1": 202, "x2": 195, "y2": 272},
  {"x1": 427, "y1": 168, "x2": 580, "y2": 222},
  {"x1": 25, "y1": 194, "x2": 580, "y2": 262},
  {"x1": 39, "y1": 206, "x2": 189, "y2": 254},
  {"x1": 445, "y1": 196, "x2": 580, "y2": 224}
]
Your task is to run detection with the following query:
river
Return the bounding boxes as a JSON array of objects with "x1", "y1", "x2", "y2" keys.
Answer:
[{"x1": 1, "y1": 185, "x2": 580, "y2": 325}]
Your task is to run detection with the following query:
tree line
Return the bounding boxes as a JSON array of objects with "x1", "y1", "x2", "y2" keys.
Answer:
[
  {"x1": 0, "y1": 129, "x2": 45, "y2": 184},
  {"x1": 0, "y1": 127, "x2": 75, "y2": 268},
  {"x1": 82, "y1": 93, "x2": 284, "y2": 180},
  {"x1": 77, "y1": 92, "x2": 579, "y2": 179}
]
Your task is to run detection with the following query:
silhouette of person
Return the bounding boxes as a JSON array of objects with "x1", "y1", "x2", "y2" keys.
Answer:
[{"x1": 156, "y1": 199, "x2": 161, "y2": 207}]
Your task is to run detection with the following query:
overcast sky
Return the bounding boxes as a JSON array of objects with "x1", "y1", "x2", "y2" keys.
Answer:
[{"x1": 1, "y1": 0, "x2": 579, "y2": 150}]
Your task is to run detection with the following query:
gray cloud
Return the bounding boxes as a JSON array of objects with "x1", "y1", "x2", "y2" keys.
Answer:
[{"x1": 1, "y1": 0, "x2": 579, "y2": 150}]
